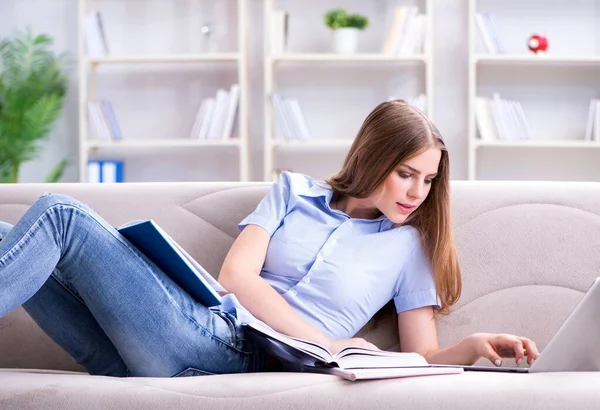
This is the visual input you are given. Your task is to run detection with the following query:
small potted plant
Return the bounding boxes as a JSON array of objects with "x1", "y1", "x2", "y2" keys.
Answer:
[{"x1": 324, "y1": 8, "x2": 369, "y2": 54}]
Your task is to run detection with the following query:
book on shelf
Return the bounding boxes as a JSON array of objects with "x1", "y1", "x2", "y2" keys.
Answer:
[
  {"x1": 244, "y1": 320, "x2": 463, "y2": 381},
  {"x1": 87, "y1": 160, "x2": 124, "y2": 183},
  {"x1": 475, "y1": 94, "x2": 532, "y2": 141},
  {"x1": 84, "y1": 10, "x2": 109, "y2": 58},
  {"x1": 381, "y1": 6, "x2": 426, "y2": 56},
  {"x1": 87, "y1": 100, "x2": 123, "y2": 141},
  {"x1": 189, "y1": 83, "x2": 239, "y2": 140},
  {"x1": 271, "y1": 92, "x2": 310, "y2": 141},
  {"x1": 270, "y1": 10, "x2": 289, "y2": 55},
  {"x1": 584, "y1": 99, "x2": 600, "y2": 142},
  {"x1": 475, "y1": 12, "x2": 505, "y2": 55}
]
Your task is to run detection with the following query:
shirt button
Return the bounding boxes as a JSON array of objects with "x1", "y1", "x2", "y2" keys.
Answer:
[
  {"x1": 331, "y1": 239, "x2": 337, "y2": 245},
  {"x1": 288, "y1": 289, "x2": 297, "y2": 296},
  {"x1": 348, "y1": 221, "x2": 354, "y2": 227},
  {"x1": 303, "y1": 277, "x2": 311, "y2": 284},
  {"x1": 316, "y1": 253, "x2": 324, "y2": 262}
]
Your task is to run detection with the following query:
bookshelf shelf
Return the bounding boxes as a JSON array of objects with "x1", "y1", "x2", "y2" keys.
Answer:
[
  {"x1": 475, "y1": 140, "x2": 600, "y2": 148},
  {"x1": 88, "y1": 53, "x2": 240, "y2": 65},
  {"x1": 272, "y1": 53, "x2": 427, "y2": 64},
  {"x1": 77, "y1": 0, "x2": 250, "y2": 183},
  {"x1": 272, "y1": 139, "x2": 354, "y2": 150},
  {"x1": 475, "y1": 54, "x2": 600, "y2": 66},
  {"x1": 88, "y1": 139, "x2": 241, "y2": 149}
]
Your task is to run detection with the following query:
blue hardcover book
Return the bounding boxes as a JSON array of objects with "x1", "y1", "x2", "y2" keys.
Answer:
[{"x1": 118, "y1": 220, "x2": 223, "y2": 307}]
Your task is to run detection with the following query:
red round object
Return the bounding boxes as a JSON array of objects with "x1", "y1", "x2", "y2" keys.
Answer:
[{"x1": 527, "y1": 34, "x2": 548, "y2": 53}]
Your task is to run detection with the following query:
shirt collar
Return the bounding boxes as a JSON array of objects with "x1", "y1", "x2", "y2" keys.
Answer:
[
  {"x1": 297, "y1": 180, "x2": 390, "y2": 225},
  {"x1": 296, "y1": 180, "x2": 332, "y2": 199}
]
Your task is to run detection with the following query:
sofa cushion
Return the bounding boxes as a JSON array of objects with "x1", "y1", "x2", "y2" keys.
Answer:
[{"x1": 1, "y1": 369, "x2": 600, "y2": 410}]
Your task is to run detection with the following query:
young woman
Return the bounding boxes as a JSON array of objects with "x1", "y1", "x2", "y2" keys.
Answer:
[{"x1": 0, "y1": 100, "x2": 538, "y2": 378}]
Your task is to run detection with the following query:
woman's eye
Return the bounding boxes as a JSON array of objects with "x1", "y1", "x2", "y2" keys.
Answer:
[
  {"x1": 425, "y1": 178, "x2": 433, "y2": 184},
  {"x1": 398, "y1": 172, "x2": 411, "y2": 179}
]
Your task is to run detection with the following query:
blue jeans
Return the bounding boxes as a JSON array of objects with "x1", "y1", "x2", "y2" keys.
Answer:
[{"x1": 0, "y1": 193, "x2": 267, "y2": 377}]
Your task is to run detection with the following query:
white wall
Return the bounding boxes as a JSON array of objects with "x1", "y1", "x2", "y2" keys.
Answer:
[{"x1": 3, "y1": 0, "x2": 595, "y2": 183}]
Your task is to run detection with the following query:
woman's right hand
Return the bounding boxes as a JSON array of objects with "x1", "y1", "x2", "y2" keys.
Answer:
[{"x1": 327, "y1": 337, "x2": 380, "y2": 355}]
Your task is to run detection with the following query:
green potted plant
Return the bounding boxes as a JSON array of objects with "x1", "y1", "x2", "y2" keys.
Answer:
[
  {"x1": 324, "y1": 8, "x2": 369, "y2": 54},
  {"x1": 0, "y1": 28, "x2": 70, "y2": 183}
]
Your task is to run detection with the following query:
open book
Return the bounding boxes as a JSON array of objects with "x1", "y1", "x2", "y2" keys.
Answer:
[
  {"x1": 117, "y1": 220, "x2": 224, "y2": 307},
  {"x1": 244, "y1": 321, "x2": 463, "y2": 381}
]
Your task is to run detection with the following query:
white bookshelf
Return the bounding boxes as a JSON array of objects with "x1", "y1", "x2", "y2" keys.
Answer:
[
  {"x1": 77, "y1": 0, "x2": 250, "y2": 183},
  {"x1": 263, "y1": 0, "x2": 434, "y2": 181},
  {"x1": 272, "y1": 53, "x2": 427, "y2": 63},
  {"x1": 475, "y1": 55, "x2": 600, "y2": 65},
  {"x1": 467, "y1": 0, "x2": 600, "y2": 181},
  {"x1": 474, "y1": 140, "x2": 600, "y2": 149},
  {"x1": 89, "y1": 53, "x2": 240, "y2": 65},
  {"x1": 89, "y1": 139, "x2": 242, "y2": 149}
]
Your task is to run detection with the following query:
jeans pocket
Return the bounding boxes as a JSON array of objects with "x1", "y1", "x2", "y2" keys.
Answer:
[
  {"x1": 210, "y1": 309, "x2": 253, "y2": 355},
  {"x1": 172, "y1": 367, "x2": 215, "y2": 377}
]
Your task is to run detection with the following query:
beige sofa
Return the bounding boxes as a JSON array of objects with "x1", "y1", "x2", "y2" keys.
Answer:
[{"x1": 1, "y1": 180, "x2": 600, "y2": 409}]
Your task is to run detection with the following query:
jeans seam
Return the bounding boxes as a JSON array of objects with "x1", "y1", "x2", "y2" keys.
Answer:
[{"x1": 49, "y1": 273, "x2": 86, "y2": 305}]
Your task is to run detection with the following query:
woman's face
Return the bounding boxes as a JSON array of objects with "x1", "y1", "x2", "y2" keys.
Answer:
[{"x1": 372, "y1": 148, "x2": 442, "y2": 224}]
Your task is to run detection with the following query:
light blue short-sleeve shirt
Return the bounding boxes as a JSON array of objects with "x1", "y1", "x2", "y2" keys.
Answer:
[{"x1": 223, "y1": 171, "x2": 439, "y2": 340}]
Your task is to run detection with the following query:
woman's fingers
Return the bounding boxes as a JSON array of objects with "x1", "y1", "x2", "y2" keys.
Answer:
[
  {"x1": 483, "y1": 343, "x2": 503, "y2": 366},
  {"x1": 519, "y1": 337, "x2": 540, "y2": 365},
  {"x1": 511, "y1": 338, "x2": 526, "y2": 365}
]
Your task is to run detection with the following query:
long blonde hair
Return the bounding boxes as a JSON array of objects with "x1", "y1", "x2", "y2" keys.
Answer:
[{"x1": 326, "y1": 99, "x2": 461, "y2": 315}]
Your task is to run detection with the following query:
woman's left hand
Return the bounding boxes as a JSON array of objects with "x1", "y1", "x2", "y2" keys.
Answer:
[{"x1": 467, "y1": 333, "x2": 540, "y2": 367}]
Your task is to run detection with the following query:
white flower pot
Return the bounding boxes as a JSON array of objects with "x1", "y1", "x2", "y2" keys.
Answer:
[{"x1": 333, "y1": 28, "x2": 359, "y2": 54}]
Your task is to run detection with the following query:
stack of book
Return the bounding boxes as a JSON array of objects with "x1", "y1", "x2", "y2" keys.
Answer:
[
  {"x1": 87, "y1": 160, "x2": 124, "y2": 183},
  {"x1": 271, "y1": 92, "x2": 310, "y2": 141},
  {"x1": 189, "y1": 84, "x2": 240, "y2": 140},
  {"x1": 87, "y1": 100, "x2": 123, "y2": 141},
  {"x1": 381, "y1": 6, "x2": 426, "y2": 56},
  {"x1": 584, "y1": 99, "x2": 600, "y2": 142},
  {"x1": 84, "y1": 10, "x2": 109, "y2": 57},
  {"x1": 475, "y1": 94, "x2": 532, "y2": 141},
  {"x1": 475, "y1": 12, "x2": 505, "y2": 54}
]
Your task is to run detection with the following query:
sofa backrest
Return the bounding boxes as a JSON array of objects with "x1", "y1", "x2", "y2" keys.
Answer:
[{"x1": 1, "y1": 180, "x2": 599, "y2": 371}]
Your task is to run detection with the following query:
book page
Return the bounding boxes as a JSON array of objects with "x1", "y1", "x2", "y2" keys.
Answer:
[
  {"x1": 332, "y1": 346, "x2": 428, "y2": 369},
  {"x1": 335, "y1": 351, "x2": 428, "y2": 370}
]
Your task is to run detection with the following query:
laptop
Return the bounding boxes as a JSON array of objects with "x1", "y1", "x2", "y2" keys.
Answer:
[{"x1": 453, "y1": 277, "x2": 600, "y2": 373}]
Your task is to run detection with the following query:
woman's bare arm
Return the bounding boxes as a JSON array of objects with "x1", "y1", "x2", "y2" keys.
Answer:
[
  {"x1": 397, "y1": 306, "x2": 539, "y2": 366},
  {"x1": 218, "y1": 225, "x2": 330, "y2": 346}
]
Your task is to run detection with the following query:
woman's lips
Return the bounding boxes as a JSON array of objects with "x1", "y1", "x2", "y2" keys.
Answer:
[{"x1": 397, "y1": 202, "x2": 415, "y2": 214}]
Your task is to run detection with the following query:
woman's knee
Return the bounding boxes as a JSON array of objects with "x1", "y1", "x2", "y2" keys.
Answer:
[
  {"x1": 36, "y1": 193, "x2": 80, "y2": 207},
  {"x1": 34, "y1": 193, "x2": 92, "y2": 216}
]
